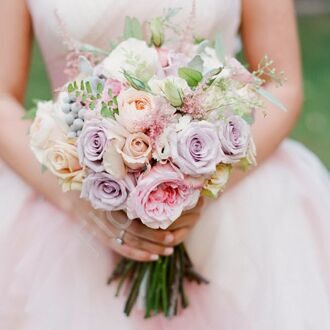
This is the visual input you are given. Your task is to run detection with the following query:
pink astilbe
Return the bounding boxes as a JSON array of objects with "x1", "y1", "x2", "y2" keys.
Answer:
[
  {"x1": 133, "y1": 99, "x2": 175, "y2": 146},
  {"x1": 54, "y1": 9, "x2": 100, "y2": 79}
]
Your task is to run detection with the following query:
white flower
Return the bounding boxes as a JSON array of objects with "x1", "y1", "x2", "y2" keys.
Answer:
[
  {"x1": 30, "y1": 101, "x2": 68, "y2": 163},
  {"x1": 202, "y1": 164, "x2": 232, "y2": 198},
  {"x1": 200, "y1": 47, "x2": 223, "y2": 73},
  {"x1": 99, "y1": 39, "x2": 160, "y2": 82},
  {"x1": 149, "y1": 76, "x2": 190, "y2": 107}
]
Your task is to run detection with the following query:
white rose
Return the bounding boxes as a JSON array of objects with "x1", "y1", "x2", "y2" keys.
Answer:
[
  {"x1": 30, "y1": 101, "x2": 68, "y2": 163},
  {"x1": 99, "y1": 39, "x2": 160, "y2": 82}
]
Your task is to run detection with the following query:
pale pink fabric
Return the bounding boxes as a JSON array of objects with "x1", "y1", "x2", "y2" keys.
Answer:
[{"x1": 1, "y1": 1, "x2": 330, "y2": 329}]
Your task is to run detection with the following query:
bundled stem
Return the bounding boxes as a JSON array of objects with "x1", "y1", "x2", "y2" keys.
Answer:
[{"x1": 108, "y1": 243, "x2": 209, "y2": 318}]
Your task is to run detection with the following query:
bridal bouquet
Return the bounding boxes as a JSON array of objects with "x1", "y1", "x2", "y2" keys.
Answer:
[{"x1": 28, "y1": 8, "x2": 284, "y2": 318}]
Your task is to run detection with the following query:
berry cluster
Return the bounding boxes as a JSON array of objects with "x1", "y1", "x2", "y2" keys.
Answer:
[{"x1": 61, "y1": 93, "x2": 87, "y2": 138}]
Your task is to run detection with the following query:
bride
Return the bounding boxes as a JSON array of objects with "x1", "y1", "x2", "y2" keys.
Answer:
[{"x1": 0, "y1": 0, "x2": 329, "y2": 329}]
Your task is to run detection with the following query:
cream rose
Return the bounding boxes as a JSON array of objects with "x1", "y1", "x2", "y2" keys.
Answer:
[
  {"x1": 119, "y1": 133, "x2": 152, "y2": 170},
  {"x1": 43, "y1": 141, "x2": 86, "y2": 192},
  {"x1": 30, "y1": 101, "x2": 67, "y2": 162},
  {"x1": 116, "y1": 89, "x2": 157, "y2": 133}
]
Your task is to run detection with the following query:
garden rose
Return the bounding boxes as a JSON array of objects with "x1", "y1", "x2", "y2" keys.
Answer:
[
  {"x1": 100, "y1": 38, "x2": 160, "y2": 82},
  {"x1": 43, "y1": 140, "x2": 86, "y2": 192},
  {"x1": 217, "y1": 115, "x2": 251, "y2": 163},
  {"x1": 169, "y1": 120, "x2": 222, "y2": 176},
  {"x1": 116, "y1": 89, "x2": 157, "y2": 133},
  {"x1": 127, "y1": 163, "x2": 202, "y2": 229},
  {"x1": 202, "y1": 164, "x2": 232, "y2": 198},
  {"x1": 118, "y1": 132, "x2": 152, "y2": 170},
  {"x1": 77, "y1": 119, "x2": 110, "y2": 172},
  {"x1": 30, "y1": 101, "x2": 67, "y2": 162},
  {"x1": 81, "y1": 172, "x2": 135, "y2": 211}
]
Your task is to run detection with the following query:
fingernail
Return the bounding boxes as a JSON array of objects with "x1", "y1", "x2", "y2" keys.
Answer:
[
  {"x1": 164, "y1": 234, "x2": 174, "y2": 243},
  {"x1": 164, "y1": 247, "x2": 174, "y2": 255},
  {"x1": 150, "y1": 254, "x2": 159, "y2": 261}
]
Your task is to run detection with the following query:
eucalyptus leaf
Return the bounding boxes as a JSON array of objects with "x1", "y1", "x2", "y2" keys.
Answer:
[
  {"x1": 257, "y1": 88, "x2": 287, "y2": 112},
  {"x1": 123, "y1": 16, "x2": 143, "y2": 40},
  {"x1": 178, "y1": 67, "x2": 203, "y2": 87},
  {"x1": 214, "y1": 32, "x2": 225, "y2": 63},
  {"x1": 195, "y1": 39, "x2": 209, "y2": 55},
  {"x1": 187, "y1": 55, "x2": 204, "y2": 72},
  {"x1": 78, "y1": 56, "x2": 94, "y2": 75},
  {"x1": 79, "y1": 43, "x2": 108, "y2": 56}
]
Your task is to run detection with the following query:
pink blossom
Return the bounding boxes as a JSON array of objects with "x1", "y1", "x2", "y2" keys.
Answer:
[{"x1": 127, "y1": 163, "x2": 202, "y2": 229}]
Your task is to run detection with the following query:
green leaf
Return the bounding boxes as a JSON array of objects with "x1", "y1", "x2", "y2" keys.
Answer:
[
  {"x1": 89, "y1": 102, "x2": 96, "y2": 110},
  {"x1": 187, "y1": 55, "x2": 204, "y2": 72},
  {"x1": 68, "y1": 83, "x2": 75, "y2": 93},
  {"x1": 96, "y1": 82, "x2": 104, "y2": 94},
  {"x1": 122, "y1": 70, "x2": 151, "y2": 92},
  {"x1": 123, "y1": 16, "x2": 143, "y2": 40},
  {"x1": 85, "y1": 81, "x2": 93, "y2": 94},
  {"x1": 101, "y1": 106, "x2": 114, "y2": 118},
  {"x1": 178, "y1": 67, "x2": 203, "y2": 87},
  {"x1": 214, "y1": 32, "x2": 225, "y2": 63},
  {"x1": 22, "y1": 107, "x2": 37, "y2": 120},
  {"x1": 256, "y1": 88, "x2": 287, "y2": 112}
]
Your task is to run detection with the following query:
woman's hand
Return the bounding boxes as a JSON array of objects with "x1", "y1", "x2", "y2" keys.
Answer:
[{"x1": 69, "y1": 191, "x2": 204, "y2": 262}]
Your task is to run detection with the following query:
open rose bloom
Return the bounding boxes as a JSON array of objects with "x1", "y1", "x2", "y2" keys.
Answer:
[{"x1": 28, "y1": 10, "x2": 284, "y2": 319}]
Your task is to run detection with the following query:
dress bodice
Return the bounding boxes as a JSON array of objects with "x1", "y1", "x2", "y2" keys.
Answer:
[{"x1": 27, "y1": 0, "x2": 241, "y2": 89}]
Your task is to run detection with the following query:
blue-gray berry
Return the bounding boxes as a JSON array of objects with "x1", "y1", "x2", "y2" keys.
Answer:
[
  {"x1": 67, "y1": 131, "x2": 77, "y2": 139},
  {"x1": 72, "y1": 118, "x2": 84, "y2": 131},
  {"x1": 71, "y1": 103, "x2": 81, "y2": 113},
  {"x1": 65, "y1": 113, "x2": 75, "y2": 125},
  {"x1": 62, "y1": 94, "x2": 70, "y2": 103},
  {"x1": 62, "y1": 103, "x2": 71, "y2": 113},
  {"x1": 78, "y1": 108, "x2": 87, "y2": 119},
  {"x1": 69, "y1": 94, "x2": 77, "y2": 103}
]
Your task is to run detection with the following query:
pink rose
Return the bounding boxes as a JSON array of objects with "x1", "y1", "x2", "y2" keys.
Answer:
[{"x1": 127, "y1": 163, "x2": 202, "y2": 229}]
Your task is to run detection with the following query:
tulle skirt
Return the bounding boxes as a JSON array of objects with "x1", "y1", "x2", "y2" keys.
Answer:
[{"x1": 0, "y1": 139, "x2": 330, "y2": 330}]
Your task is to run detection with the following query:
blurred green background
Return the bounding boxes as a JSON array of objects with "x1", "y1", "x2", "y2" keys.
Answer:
[{"x1": 24, "y1": 15, "x2": 330, "y2": 168}]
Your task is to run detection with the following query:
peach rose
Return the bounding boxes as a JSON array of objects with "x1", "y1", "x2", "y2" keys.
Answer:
[
  {"x1": 119, "y1": 132, "x2": 152, "y2": 170},
  {"x1": 116, "y1": 89, "x2": 157, "y2": 133}
]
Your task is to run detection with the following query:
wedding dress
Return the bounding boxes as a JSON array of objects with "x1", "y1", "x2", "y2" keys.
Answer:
[{"x1": 1, "y1": 0, "x2": 330, "y2": 329}]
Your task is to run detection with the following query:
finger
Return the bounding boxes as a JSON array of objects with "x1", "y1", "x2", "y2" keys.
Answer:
[
  {"x1": 81, "y1": 213, "x2": 159, "y2": 262},
  {"x1": 124, "y1": 232, "x2": 174, "y2": 256},
  {"x1": 168, "y1": 212, "x2": 199, "y2": 230},
  {"x1": 169, "y1": 198, "x2": 204, "y2": 230},
  {"x1": 127, "y1": 221, "x2": 175, "y2": 245},
  {"x1": 110, "y1": 242, "x2": 159, "y2": 262},
  {"x1": 167, "y1": 227, "x2": 190, "y2": 247}
]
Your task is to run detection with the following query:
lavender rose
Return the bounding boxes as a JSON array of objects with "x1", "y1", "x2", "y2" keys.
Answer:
[
  {"x1": 169, "y1": 121, "x2": 221, "y2": 177},
  {"x1": 77, "y1": 119, "x2": 109, "y2": 172},
  {"x1": 217, "y1": 115, "x2": 251, "y2": 163},
  {"x1": 81, "y1": 172, "x2": 135, "y2": 211}
]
